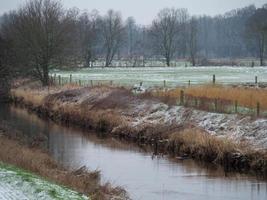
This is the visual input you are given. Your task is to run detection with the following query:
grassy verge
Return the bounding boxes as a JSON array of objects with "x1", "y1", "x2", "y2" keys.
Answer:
[
  {"x1": 0, "y1": 128, "x2": 129, "y2": 200},
  {"x1": 0, "y1": 162, "x2": 88, "y2": 200}
]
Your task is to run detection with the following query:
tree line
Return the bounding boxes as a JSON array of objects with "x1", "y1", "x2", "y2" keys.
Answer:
[{"x1": 0, "y1": 0, "x2": 267, "y2": 92}]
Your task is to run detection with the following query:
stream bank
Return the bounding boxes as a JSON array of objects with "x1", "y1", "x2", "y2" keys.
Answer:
[
  {"x1": 11, "y1": 84, "x2": 267, "y2": 176},
  {"x1": 0, "y1": 122, "x2": 129, "y2": 200}
]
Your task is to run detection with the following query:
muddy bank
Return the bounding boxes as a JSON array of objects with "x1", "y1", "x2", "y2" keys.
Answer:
[
  {"x1": 11, "y1": 85, "x2": 267, "y2": 176},
  {"x1": 0, "y1": 123, "x2": 129, "y2": 200}
]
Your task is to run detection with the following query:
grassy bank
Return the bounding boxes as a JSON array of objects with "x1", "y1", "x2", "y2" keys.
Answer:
[
  {"x1": 0, "y1": 126, "x2": 128, "y2": 200},
  {"x1": 10, "y1": 82, "x2": 267, "y2": 176},
  {"x1": 0, "y1": 162, "x2": 88, "y2": 200},
  {"x1": 169, "y1": 129, "x2": 267, "y2": 173}
]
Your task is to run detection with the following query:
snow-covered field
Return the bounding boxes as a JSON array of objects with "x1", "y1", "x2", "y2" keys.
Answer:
[
  {"x1": 53, "y1": 66, "x2": 267, "y2": 87},
  {"x1": 0, "y1": 163, "x2": 88, "y2": 200}
]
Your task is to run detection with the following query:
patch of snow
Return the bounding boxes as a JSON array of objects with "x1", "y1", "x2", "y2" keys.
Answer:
[{"x1": 0, "y1": 164, "x2": 88, "y2": 200}]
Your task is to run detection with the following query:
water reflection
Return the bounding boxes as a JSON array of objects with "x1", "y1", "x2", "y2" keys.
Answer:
[{"x1": 0, "y1": 104, "x2": 267, "y2": 200}]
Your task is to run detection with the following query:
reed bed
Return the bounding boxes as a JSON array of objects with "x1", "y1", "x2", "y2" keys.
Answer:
[
  {"x1": 169, "y1": 128, "x2": 267, "y2": 174},
  {"x1": 154, "y1": 84, "x2": 267, "y2": 111}
]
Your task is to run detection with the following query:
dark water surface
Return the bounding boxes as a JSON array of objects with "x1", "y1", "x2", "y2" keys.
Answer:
[{"x1": 0, "y1": 104, "x2": 267, "y2": 200}]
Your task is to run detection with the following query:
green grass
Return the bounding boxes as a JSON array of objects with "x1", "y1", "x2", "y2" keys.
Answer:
[{"x1": 0, "y1": 162, "x2": 88, "y2": 200}]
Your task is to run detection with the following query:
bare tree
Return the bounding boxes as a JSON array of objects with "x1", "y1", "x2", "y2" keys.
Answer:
[
  {"x1": 77, "y1": 10, "x2": 100, "y2": 67},
  {"x1": 4, "y1": 0, "x2": 76, "y2": 86},
  {"x1": 101, "y1": 10, "x2": 124, "y2": 67},
  {"x1": 150, "y1": 8, "x2": 188, "y2": 66},
  {"x1": 246, "y1": 7, "x2": 267, "y2": 66},
  {"x1": 0, "y1": 35, "x2": 13, "y2": 101},
  {"x1": 189, "y1": 17, "x2": 198, "y2": 66},
  {"x1": 178, "y1": 10, "x2": 190, "y2": 58},
  {"x1": 125, "y1": 17, "x2": 136, "y2": 59}
]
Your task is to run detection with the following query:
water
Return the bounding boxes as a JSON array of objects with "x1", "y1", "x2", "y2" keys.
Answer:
[
  {"x1": 53, "y1": 66, "x2": 267, "y2": 87},
  {"x1": 1, "y1": 104, "x2": 267, "y2": 200}
]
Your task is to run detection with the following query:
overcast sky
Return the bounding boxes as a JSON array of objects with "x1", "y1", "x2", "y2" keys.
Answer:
[{"x1": 0, "y1": 0, "x2": 266, "y2": 24}]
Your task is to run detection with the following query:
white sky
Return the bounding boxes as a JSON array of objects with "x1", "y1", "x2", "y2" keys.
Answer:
[{"x1": 0, "y1": 0, "x2": 266, "y2": 24}]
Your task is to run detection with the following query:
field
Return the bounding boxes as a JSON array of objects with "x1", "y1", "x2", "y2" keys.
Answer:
[{"x1": 52, "y1": 66, "x2": 267, "y2": 88}]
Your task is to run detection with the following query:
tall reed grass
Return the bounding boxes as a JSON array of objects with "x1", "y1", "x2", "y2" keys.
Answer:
[{"x1": 155, "y1": 84, "x2": 267, "y2": 110}]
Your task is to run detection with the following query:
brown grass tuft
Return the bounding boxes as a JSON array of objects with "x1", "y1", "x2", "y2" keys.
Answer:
[{"x1": 169, "y1": 128, "x2": 239, "y2": 162}]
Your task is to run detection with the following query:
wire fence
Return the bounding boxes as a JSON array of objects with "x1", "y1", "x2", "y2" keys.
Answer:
[{"x1": 49, "y1": 73, "x2": 267, "y2": 117}]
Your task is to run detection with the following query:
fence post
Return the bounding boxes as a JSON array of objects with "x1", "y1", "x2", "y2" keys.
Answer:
[
  {"x1": 180, "y1": 90, "x2": 184, "y2": 105},
  {"x1": 90, "y1": 80, "x2": 93, "y2": 86},
  {"x1": 154, "y1": 138, "x2": 159, "y2": 155},
  {"x1": 140, "y1": 82, "x2": 143, "y2": 87},
  {"x1": 235, "y1": 100, "x2": 238, "y2": 113},
  {"x1": 194, "y1": 97, "x2": 198, "y2": 107},
  {"x1": 255, "y1": 76, "x2": 258, "y2": 84},
  {"x1": 110, "y1": 80, "x2": 113, "y2": 86},
  {"x1": 164, "y1": 80, "x2": 166, "y2": 88},
  {"x1": 58, "y1": 75, "x2": 61, "y2": 86},
  {"x1": 69, "y1": 74, "x2": 72, "y2": 83},
  {"x1": 188, "y1": 80, "x2": 191, "y2": 87},
  {"x1": 214, "y1": 98, "x2": 218, "y2": 112},
  {"x1": 257, "y1": 102, "x2": 260, "y2": 117},
  {"x1": 53, "y1": 74, "x2": 56, "y2": 84},
  {"x1": 213, "y1": 74, "x2": 216, "y2": 84},
  {"x1": 79, "y1": 80, "x2": 81, "y2": 86}
]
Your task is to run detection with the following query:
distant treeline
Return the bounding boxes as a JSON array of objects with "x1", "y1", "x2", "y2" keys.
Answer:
[{"x1": 0, "y1": 0, "x2": 267, "y2": 88}]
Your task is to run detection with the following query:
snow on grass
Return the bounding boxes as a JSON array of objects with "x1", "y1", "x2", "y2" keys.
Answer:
[
  {"x1": 128, "y1": 99, "x2": 267, "y2": 149},
  {"x1": 52, "y1": 66, "x2": 267, "y2": 87},
  {"x1": 0, "y1": 163, "x2": 88, "y2": 200}
]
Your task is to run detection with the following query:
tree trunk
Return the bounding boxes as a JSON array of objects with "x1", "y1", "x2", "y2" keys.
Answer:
[
  {"x1": 85, "y1": 49, "x2": 92, "y2": 67},
  {"x1": 260, "y1": 56, "x2": 264, "y2": 66},
  {"x1": 0, "y1": 77, "x2": 10, "y2": 102},
  {"x1": 259, "y1": 34, "x2": 265, "y2": 66},
  {"x1": 0, "y1": 71, "x2": 11, "y2": 102},
  {"x1": 166, "y1": 56, "x2": 170, "y2": 67},
  {"x1": 191, "y1": 55, "x2": 196, "y2": 66},
  {"x1": 166, "y1": 60, "x2": 170, "y2": 67},
  {"x1": 42, "y1": 64, "x2": 50, "y2": 86}
]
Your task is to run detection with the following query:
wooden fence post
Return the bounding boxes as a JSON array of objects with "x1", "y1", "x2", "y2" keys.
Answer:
[
  {"x1": 53, "y1": 74, "x2": 56, "y2": 84},
  {"x1": 90, "y1": 80, "x2": 93, "y2": 86},
  {"x1": 235, "y1": 100, "x2": 238, "y2": 113},
  {"x1": 110, "y1": 80, "x2": 113, "y2": 86},
  {"x1": 213, "y1": 74, "x2": 216, "y2": 84},
  {"x1": 154, "y1": 138, "x2": 159, "y2": 155},
  {"x1": 194, "y1": 98, "x2": 198, "y2": 107},
  {"x1": 164, "y1": 80, "x2": 166, "y2": 88},
  {"x1": 69, "y1": 74, "x2": 72, "y2": 83},
  {"x1": 255, "y1": 76, "x2": 258, "y2": 84},
  {"x1": 180, "y1": 90, "x2": 184, "y2": 105},
  {"x1": 257, "y1": 102, "x2": 260, "y2": 117},
  {"x1": 79, "y1": 80, "x2": 81, "y2": 86},
  {"x1": 58, "y1": 75, "x2": 61, "y2": 86},
  {"x1": 214, "y1": 98, "x2": 218, "y2": 112},
  {"x1": 188, "y1": 80, "x2": 191, "y2": 86}
]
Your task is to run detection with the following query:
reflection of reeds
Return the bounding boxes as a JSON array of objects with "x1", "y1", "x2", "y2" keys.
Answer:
[{"x1": 0, "y1": 129, "x2": 128, "y2": 200}]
